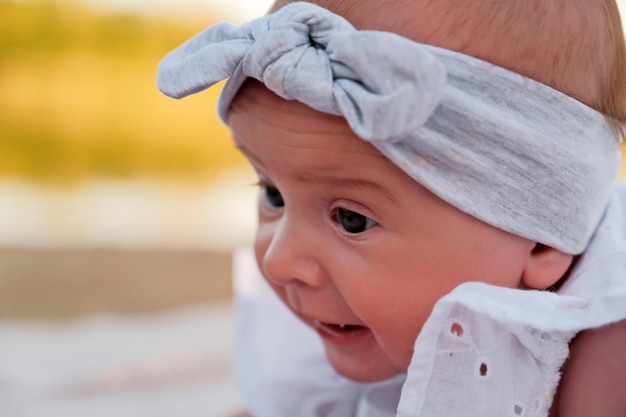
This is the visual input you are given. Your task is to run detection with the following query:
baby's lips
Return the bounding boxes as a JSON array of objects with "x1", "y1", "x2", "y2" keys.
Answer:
[{"x1": 313, "y1": 320, "x2": 369, "y2": 337}]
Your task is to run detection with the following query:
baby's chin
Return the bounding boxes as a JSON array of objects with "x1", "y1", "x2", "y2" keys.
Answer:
[
  {"x1": 321, "y1": 339, "x2": 408, "y2": 383},
  {"x1": 329, "y1": 358, "x2": 406, "y2": 383}
]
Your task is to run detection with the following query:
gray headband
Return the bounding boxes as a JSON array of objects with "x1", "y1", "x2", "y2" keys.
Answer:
[{"x1": 157, "y1": 2, "x2": 621, "y2": 254}]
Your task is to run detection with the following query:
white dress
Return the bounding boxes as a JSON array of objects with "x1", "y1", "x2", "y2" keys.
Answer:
[{"x1": 232, "y1": 181, "x2": 626, "y2": 417}]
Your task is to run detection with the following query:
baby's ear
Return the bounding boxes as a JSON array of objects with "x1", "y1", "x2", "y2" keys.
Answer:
[{"x1": 521, "y1": 244, "x2": 574, "y2": 290}]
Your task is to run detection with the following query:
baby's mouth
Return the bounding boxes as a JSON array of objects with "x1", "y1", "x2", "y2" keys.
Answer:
[{"x1": 312, "y1": 320, "x2": 369, "y2": 338}]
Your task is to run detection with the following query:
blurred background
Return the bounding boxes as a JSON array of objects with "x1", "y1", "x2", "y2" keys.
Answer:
[
  {"x1": 1, "y1": 1, "x2": 625, "y2": 416},
  {"x1": 0, "y1": 0, "x2": 272, "y2": 416}
]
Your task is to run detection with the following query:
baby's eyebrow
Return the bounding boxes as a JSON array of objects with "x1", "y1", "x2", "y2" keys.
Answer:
[{"x1": 295, "y1": 172, "x2": 397, "y2": 203}]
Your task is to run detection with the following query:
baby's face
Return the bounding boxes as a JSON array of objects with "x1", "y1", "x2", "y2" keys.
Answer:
[{"x1": 229, "y1": 82, "x2": 536, "y2": 382}]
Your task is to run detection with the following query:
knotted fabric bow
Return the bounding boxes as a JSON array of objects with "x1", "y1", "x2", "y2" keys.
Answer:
[
  {"x1": 157, "y1": 4, "x2": 445, "y2": 142},
  {"x1": 157, "y1": 2, "x2": 622, "y2": 254}
]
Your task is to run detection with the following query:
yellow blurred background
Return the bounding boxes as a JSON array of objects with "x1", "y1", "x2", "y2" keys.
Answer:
[
  {"x1": 0, "y1": 0, "x2": 244, "y2": 183},
  {"x1": 0, "y1": 1, "x2": 271, "y2": 415},
  {"x1": 0, "y1": 0, "x2": 268, "y2": 320}
]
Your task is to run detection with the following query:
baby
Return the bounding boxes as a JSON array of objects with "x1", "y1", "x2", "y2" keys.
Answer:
[{"x1": 158, "y1": 1, "x2": 626, "y2": 416}]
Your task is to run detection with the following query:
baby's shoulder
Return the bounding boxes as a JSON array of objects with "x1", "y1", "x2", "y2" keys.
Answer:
[{"x1": 552, "y1": 319, "x2": 626, "y2": 417}]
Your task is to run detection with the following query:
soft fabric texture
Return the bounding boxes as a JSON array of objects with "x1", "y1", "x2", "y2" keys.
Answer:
[
  {"x1": 157, "y1": 2, "x2": 622, "y2": 254},
  {"x1": 233, "y1": 182, "x2": 626, "y2": 417}
]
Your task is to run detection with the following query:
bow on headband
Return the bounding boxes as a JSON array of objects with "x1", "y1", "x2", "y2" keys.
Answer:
[
  {"x1": 157, "y1": 4, "x2": 446, "y2": 142},
  {"x1": 157, "y1": 2, "x2": 621, "y2": 254}
]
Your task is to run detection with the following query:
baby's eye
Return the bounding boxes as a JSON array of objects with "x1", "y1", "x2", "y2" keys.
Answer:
[
  {"x1": 263, "y1": 184, "x2": 284, "y2": 208},
  {"x1": 335, "y1": 208, "x2": 377, "y2": 234}
]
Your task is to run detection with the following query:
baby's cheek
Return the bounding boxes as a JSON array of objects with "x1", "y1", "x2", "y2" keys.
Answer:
[
  {"x1": 379, "y1": 327, "x2": 420, "y2": 371},
  {"x1": 253, "y1": 222, "x2": 273, "y2": 264},
  {"x1": 365, "y1": 308, "x2": 427, "y2": 370}
]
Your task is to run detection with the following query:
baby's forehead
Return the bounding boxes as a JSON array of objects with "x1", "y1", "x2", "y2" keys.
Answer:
[{"x1": 229, "y1": 81, "x2": 402, "y2": 184}]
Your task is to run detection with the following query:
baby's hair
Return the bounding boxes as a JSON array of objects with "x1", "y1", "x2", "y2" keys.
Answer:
[{"x1": 271, "y1": 0, "x2": 626, "y2": 134}]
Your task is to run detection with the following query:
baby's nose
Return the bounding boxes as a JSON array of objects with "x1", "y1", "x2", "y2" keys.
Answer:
[{"x1": 260, "y1": 216, "x2": 326, "y2": 288}]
